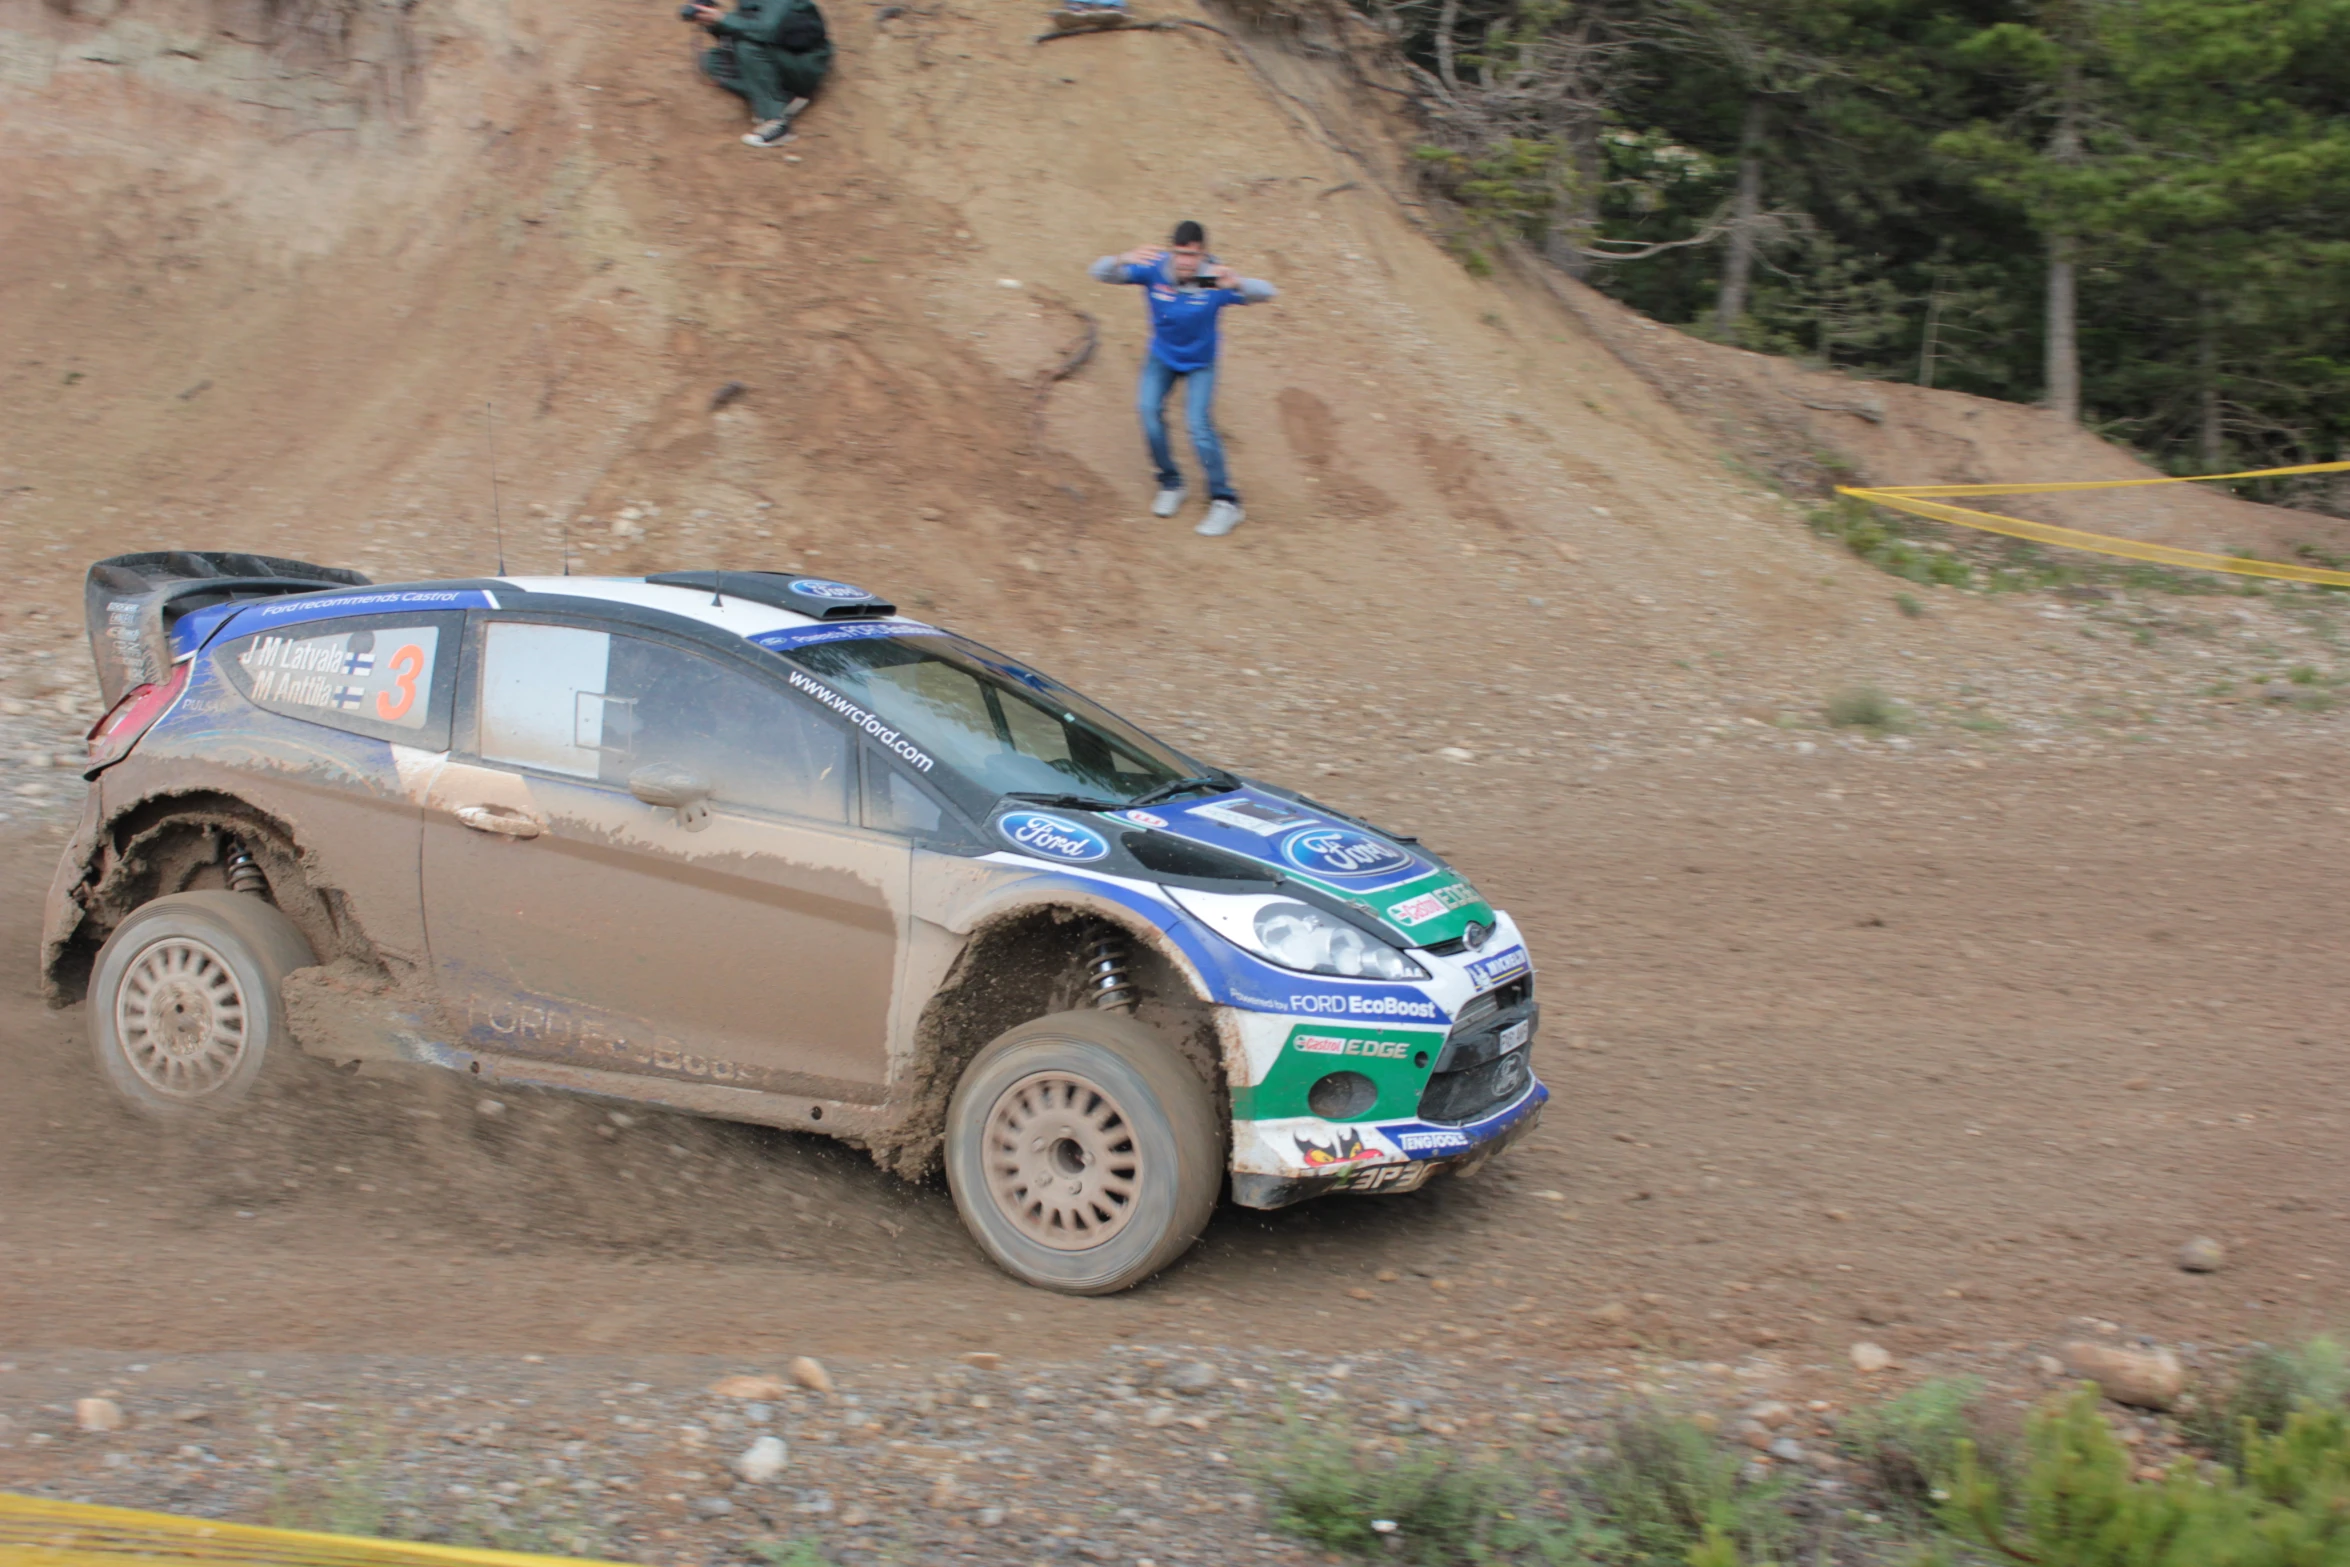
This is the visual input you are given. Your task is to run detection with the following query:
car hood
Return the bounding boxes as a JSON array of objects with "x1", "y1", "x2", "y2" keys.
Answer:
[{"x1": 1104, "y1": 787, "x2": 1497, "y2": 948}]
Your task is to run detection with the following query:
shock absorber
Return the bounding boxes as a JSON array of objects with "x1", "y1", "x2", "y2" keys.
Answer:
[
  {"x1": 1085, "y1": 934, "x2": 1136, "y2": 1012},
  {"x1": 222, "y1": 838, "x2": 267, "y2": 896}
]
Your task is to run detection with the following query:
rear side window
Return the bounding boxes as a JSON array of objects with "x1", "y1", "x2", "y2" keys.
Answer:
[
  {"x1": 476, "y1": 621, "x2": 852, "y2": 825},
  {"x1": 217, "y1": 613, "x2": 461, "y2": 750}
]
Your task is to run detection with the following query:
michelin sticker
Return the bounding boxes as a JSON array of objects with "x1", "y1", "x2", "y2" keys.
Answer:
[
  {"x1": 1465, "y1": 944, "x2": 1531, "y2": 990},
  {"x1": 998, "y1": 810, "x2": 1111, "y2": 863},
  {"x1": 1281, "y1": 826, "x2": 1417, "y2": 881}
]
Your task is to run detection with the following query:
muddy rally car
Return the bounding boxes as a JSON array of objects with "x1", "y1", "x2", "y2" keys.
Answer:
[{"x1": 45, "y1": 553, "x2": 1545, "y2": 1291}]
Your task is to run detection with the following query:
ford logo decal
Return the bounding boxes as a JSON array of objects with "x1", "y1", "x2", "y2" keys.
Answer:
[
  {"x1": 790, "y1": 578, "x2": 871, "y2": 600},
  {"x1": 998, "y1": 810, "x2": 1110, "y2": 863},
  {"x1": 1279, "y1": 826, "x2": 1416, "y2": 880}
]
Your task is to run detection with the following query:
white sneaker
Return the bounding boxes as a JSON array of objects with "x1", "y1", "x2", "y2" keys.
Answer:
[
  {"x1": 1196, "y1": 499, "x2": 1244, "y2": 537},
  {"x1": 1150, "y1": 486, "x2": 1186, "y2": 518},
  {"x1": 743, "y1": 119, "x2": 795, "y2": 147}
]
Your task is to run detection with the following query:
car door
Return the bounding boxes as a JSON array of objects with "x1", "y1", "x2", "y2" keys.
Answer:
[{"x1": 419, "y1": 614, "x2": 909, "y2": 1100}]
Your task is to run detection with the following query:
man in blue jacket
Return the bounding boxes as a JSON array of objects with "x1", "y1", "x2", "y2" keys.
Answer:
[{"x1": 1090, "y1": 222, "x2": 1277, "y2": 537}]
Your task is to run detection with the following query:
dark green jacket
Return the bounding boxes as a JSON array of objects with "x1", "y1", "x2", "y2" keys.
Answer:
[{"x1": 713, "y1": 0, "x2": 829, "y2": 57}]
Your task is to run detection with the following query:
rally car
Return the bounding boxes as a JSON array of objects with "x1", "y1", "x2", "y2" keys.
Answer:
[{"x1": 43, "y1": 552, "x2": 1546, "y2": 1292}]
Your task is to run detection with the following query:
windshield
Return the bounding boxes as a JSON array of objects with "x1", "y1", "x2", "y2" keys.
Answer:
[{"x1": 780, "y1": 632, "x2": 1200, "y2": 806}]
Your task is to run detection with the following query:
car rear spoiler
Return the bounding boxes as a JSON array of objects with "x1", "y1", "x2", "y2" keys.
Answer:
[{"x1": 84, "y1": 551, "x2": 372, "y2": 706}]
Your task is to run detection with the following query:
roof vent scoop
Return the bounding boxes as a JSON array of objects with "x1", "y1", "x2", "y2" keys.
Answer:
[{"x1": 644, "y1": 570, "x2": 896, "y2": 620}]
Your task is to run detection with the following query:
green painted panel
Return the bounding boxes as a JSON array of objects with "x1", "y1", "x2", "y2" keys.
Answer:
[
  {"x1": 1284, "y1": 866, "x2": 1496, "y2": 948},
  {"x1": 1232, "y1": 1020, "x2": 1448, "y2": 1122}
]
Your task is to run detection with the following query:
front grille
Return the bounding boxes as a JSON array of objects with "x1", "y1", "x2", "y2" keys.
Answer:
[
  {"x1": 1417, "y1": 997, "x2": 1538, "y2": 1125},
  {"x1": 1419, "y1": 1042, "x2": 1534, "y2": 1123},
  {"x1": 1451, "y1": 976, "x2": 1532, "y2": 1030}
]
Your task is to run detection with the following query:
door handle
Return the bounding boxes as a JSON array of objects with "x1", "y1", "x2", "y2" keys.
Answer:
[{"x1": 455, "y1": 804, "x2": 544, "y2": 839}]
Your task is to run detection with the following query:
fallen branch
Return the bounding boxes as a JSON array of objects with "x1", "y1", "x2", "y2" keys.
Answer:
[
  {"x1": 1794, "y1": 394, "x2": 1887, "y2": 424},
  {"x1": 1567, "y1": 222, "x2": 1729, "y2": 263},
  {"x1": 1044, "y1": 314, "x2": 1099, "y2": 384},
  {"x1": 1035, "y1": 15, "x2": 1232, "y2": 44},
  {"x1": 1026, "y1": 293, "x2": 1100, "y2": 447}
]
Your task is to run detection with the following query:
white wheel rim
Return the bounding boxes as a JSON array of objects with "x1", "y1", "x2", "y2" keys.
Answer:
[
  {"x1": 114, "y1": 935, "x2": 251, "y2": 1099},
  {"x1": 982, "y1": 1070, "x2": 1142, "y2": 1250}
]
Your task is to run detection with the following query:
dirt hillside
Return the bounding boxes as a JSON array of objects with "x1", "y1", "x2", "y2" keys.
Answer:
[{"x1": 0, "y1": 0, "x2": 2157, "y2": 653}]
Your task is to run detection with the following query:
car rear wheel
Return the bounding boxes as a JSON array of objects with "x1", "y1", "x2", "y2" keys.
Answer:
[
  {"x1": 88, "y1": 892, "x2": 316, "y2": 1118},
  {"x1": 945, "y1": 1010, "x2": 1224, "y2": 1294}
]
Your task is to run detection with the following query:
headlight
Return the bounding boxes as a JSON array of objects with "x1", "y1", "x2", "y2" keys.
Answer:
[{"x1": 1166, "y1": 889, "x2": 1428, "y2": 981}]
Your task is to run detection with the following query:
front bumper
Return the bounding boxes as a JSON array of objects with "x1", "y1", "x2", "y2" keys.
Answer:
[{"x1": 1228, "y1": 1074, "x2": 1548, "y2": 1211}]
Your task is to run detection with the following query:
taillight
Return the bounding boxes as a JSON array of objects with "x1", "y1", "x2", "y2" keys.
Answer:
[{"x1": 85, "y1": 660, "x2": 190, "y2": 772}]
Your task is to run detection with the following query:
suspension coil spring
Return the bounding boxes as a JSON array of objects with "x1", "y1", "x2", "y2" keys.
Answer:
[
  {"x1": 222, "y1": 839, "x2": 267, "y2": 896},
  {"x1": 1085, "y1": 935, "x2": 1136, "y2": 1012}
]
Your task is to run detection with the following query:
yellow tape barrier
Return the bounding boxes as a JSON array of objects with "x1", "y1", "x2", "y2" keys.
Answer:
[
  {"x1": 1835, "y1": 460, "x2": 2350, "y2": 588},
  {"x1": 0, "y1": 1495, "x2": 628, "y2": 1567}
]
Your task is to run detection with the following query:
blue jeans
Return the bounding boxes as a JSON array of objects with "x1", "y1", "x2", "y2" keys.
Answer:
[{"x1": 1137, "y1": 355, "x2": 1235, "y2": 502}]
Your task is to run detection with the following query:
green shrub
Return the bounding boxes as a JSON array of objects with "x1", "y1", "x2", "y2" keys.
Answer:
[
  {"x1": 1581, "y1": 1409, "x2": 1787, "y2": 1566},
  {"x1": 2183, "y1": 1337, "x2": 2350, "y2": 1471},
  {"x1": 263, "y1": 1417, "x2": 392, "y2": 1538},
  {"x1": 1842, "y1": 1377, "x2": 1999, "y2": 1519},
  {"x1": 1825, "y1": 685, "x2": 1904, "y2": 730},
  {"x1": 1945, "y1": 1386, "x2": 2350, "y2": 1567},
  {"x1": 1256, "y1": 1410, "x2": 1568, "y2": 1564}
]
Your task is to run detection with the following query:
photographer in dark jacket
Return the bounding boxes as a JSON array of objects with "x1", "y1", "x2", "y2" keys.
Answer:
[{"x1": 688, "y1": 0, "x2": 830, "y2": 148}]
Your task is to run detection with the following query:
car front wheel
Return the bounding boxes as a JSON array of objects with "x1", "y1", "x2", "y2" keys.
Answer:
[
  {"x1": 88, "y1": 891, "x2": 317, "y2": 1118},
  {"x1": 945, "y1": 1010, "x2": 1225, "y2": 1294}
]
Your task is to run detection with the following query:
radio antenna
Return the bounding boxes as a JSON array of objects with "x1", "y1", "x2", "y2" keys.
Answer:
[{"x1": 485, "y1": 400, "x2": 507, "y2": 576}]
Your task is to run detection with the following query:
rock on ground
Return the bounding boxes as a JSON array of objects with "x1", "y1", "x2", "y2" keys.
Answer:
[{"x1": 2061, "y1": 1341, "x2": 2185, "y2": 1410}]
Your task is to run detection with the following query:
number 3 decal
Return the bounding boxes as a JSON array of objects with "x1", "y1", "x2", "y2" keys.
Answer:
[{"x1": 377, "y1": 645, "x2": 425, "y2": 721}]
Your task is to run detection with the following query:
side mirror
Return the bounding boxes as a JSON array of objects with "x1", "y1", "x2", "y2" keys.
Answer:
[{"x1": 628, "y1": 762, "x2": 714, "y2": 831}]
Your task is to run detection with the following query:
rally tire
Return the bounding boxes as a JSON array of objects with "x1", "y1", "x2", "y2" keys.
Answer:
[
  {"x1": 945, "y1": 1010, "x2": 1225, "y2": 1295},
  {"x1": 88, "y1": 892, "x2": 318, "y2": 1119}
]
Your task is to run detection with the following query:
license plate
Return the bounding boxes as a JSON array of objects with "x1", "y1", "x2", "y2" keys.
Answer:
[{"x1": 1500, "y1": 1019, "x2": 1531, "y2": 1051}]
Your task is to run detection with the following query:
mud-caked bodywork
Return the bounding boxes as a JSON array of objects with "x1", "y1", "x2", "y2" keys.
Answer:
[{"x1": 47, "y1": 559, "x2": 1545, "y2": 1246}]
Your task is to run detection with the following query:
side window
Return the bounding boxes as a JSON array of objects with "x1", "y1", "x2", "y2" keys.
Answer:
[
  {"x1": 219, "y1": 613, "x2": 460, "y2": 749},
  {"x1": 477, "y1": 621, "x2": 851, "y2": 825},
  {"x1": 479, "y1": 622, "x2": 610, "y2": 777},
  {"x1": 862, "y1": 750, "x2": 945, "y2": 835}
]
